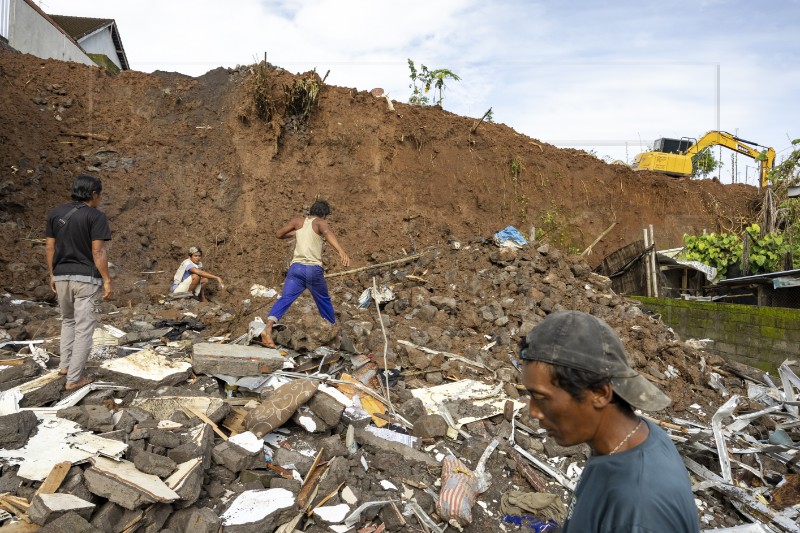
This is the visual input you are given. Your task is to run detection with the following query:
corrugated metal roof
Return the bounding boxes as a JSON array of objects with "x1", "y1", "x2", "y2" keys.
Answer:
[
  {"x1": 717, "y1": 268, "x2": 800, "y2": 284},
  {"x1": 48, "y1": 15, "x2": 112, "y2": 40}
]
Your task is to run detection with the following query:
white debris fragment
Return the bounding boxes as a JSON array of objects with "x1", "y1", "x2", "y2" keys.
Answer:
[
  {"x1": 312, "y1": 503, "x2": 350, "y2": 523},
  {"x1": 379, "y1": 480, "x2": 397, "y2": 491},
  {"x1": 220, "y1": 488, "x2": 294, "y2": 526},
  {"x1": 229, "y1": 431, "x2": 263, "y2": 454}
]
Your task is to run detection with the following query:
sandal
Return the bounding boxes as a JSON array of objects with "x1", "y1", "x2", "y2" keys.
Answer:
[{"x1": 65, "y1": 376, "x2": 94, "y2": 391}]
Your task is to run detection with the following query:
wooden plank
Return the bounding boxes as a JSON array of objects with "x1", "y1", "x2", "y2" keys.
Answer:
[
  {"x1": 0, "y1": 522, "x2": 40, "y2": 532},
  {"x1": 34, "y1": 461, "x2": 72, "y2": 496},
  {"x1": 221, "y1": 407, "x2": 248, "y2": 436},
  {"x1": 184, "y1": 406, "x2": 228, "y2": 441}
]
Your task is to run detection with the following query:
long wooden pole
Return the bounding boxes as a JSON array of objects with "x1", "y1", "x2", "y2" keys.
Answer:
[
  {"x1": 581, "y1": 222, "x2": 617, "y2": 256},
  {"x1": 643, "y1": 228, "x2": 651, "y2": 297},
  {"x1": 649, "y1": 224, "x2": 659, "y2": 297},
  {"x1": 326, "y1": 254, "x2": 421, "y2": 279}
]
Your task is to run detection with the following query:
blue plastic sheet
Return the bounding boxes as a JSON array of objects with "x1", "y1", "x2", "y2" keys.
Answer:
[
  {"x1": 502, "y1": 514, "x2": 560, "y2": 531},
  {"x1": 493, "y1": 226, "x2": 528, "y2": 247}
]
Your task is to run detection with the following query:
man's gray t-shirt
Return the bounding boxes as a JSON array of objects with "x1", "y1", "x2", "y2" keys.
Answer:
[{"x1": 563, "y1": 419, "x2": 700, "y2": 533}]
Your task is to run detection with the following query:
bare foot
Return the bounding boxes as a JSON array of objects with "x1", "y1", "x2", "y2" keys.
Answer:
[
  {"x1": 260, "y1": 320, "x2": 277, "y2": 348},
  {"x1": 260, "y1": 331, "x2": 277, "y2": 348}
]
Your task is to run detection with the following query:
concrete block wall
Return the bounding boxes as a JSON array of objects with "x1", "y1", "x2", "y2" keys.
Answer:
[{"x1": 635, "y1": 297, "x2": 800, "y2": 372}]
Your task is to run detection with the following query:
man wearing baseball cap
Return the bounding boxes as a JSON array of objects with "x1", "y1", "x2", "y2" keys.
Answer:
[{"x1": 519, "y1": 310, "x2": 699, "y2": 532}]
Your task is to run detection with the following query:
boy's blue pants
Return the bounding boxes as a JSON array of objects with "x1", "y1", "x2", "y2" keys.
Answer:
[{"x1": 267, "y1": 263, "x2": 335, "y2": 323}]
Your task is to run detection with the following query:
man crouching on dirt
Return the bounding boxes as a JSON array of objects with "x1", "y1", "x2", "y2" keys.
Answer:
[
  {"x1": 171, "y1": 246, "x2": 224, "y2": 303},
  {"x1": 519, "y1": 311, "x2": 700, "y2": 532},
  {"x1": 261, "y1": 199, "x2": 350, "y2": 348}
]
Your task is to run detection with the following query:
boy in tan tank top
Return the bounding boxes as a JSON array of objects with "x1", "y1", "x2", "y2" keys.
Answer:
[{"x1": 261, "y1": 200, "x2": 350, "y2": 348}]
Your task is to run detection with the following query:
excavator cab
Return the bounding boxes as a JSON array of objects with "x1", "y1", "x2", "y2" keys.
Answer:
[{"x1": 651, "y1": 138, "x2": 694, "y2": 154}]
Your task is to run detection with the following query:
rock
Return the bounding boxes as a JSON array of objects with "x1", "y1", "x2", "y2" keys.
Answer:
[
  {"x1": 148, "y1": 429, "x2": 181, "y2": 449},
  {"x1": 56, "y1": 405, "x2": 114, "y2": 433},
  {"x1": 272, "y1": 447, "x2": 314, "y2": 477},
  {"x1": 165, "y1": 506, "x2": 220, "y2": 533},
  {"x1": 131, "y1": 448, "x2": 178, "y2": 478},
  {"x1": 307, "y1": 390, "x2": 345, "y2": 427},
  {"x1": 411, "y1": 414, "x2": 448, "y2": 439},
  {"x1": 292, "y1": 406, "x2": 330, "y2": 433},
  {"x1": 430, "y1": 296, "x2": 458, "y2": 313},
  {"x1": 399, "y1": 397, "x2": 427, "y2": 423},
  {"x1": 0, "y1": 410, "x2": 38, "y2": 449},
  {"x1": 0, "y1": 356, "x2": 41, "y2": 390},
  {"x1": 39, "y1": 511, "x2": 102, "y2": 533},
  {"x1": 29, "y1": 493, "x2": 95, "y2": 525},
  {"x1": 211, "y1": 441, "x2": 264, "y2": 474},
  {"x1": 164, "y1": 458, "x2": 204, "y2": 507}
]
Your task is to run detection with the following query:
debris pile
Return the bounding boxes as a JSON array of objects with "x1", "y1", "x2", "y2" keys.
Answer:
[{"x1": 0, "y1": 239, "x2": 798, "y2": 532}]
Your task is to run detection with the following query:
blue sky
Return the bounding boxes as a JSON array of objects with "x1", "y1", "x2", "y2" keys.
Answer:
[{"x1": 40, "y1": 0, "x2": 800, "y2": 185}]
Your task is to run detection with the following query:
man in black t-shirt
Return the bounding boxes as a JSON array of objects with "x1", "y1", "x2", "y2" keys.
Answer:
[{"x1": 45, "y1": 175, "x2": 113, "y2": 390}]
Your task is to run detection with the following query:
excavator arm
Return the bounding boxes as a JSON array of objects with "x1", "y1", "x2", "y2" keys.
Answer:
[{"x1": 687, "y1": 131, "x2": 775, "y2": 186}]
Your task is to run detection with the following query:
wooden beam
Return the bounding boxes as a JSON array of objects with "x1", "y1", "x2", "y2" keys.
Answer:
[
  {"x1": 183, "y1": 406, "x2": 228, "y2": 441},
  {"x1": 34, "y1": 461, "x2": 72, "y2": 497}
]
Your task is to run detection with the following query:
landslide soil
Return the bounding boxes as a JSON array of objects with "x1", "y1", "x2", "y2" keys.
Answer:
[{"x1": 0, "y1": 47, "x2": 760, "y2": 301}]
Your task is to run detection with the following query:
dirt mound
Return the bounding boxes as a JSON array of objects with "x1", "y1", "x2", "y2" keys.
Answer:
[{"x1": 0, "y1": 48, "x2": 758, "y2": 299}]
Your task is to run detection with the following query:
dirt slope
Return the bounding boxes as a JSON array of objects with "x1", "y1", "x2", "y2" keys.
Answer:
[{"x1": 0, "y1": 47, "x2": 758, "y2": 297}]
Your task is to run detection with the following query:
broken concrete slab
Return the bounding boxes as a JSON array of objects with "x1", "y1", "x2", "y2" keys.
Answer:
[
  {"x1": 165, "y1": 506, "x2": 220, "y2": 533},
  {"x1": 84, "y1": 457, "x2": 179, "y2": 510},
  {"x1": 354, "y1": 427, "x2": 438, "y2": 467},
  {"x1": 164, "y1": 458, "x2": 203, "y2": 507},
  {"x1": 219, "y1": 488, "x2": 296, "y2": 532},
  {"x1": 132, "y1": 394, "x2": 228, "y2": 424},
  {"x1": 5, "y1": 371, "x2": 64, "y2": 407},
  {"x1": 0, "y1": 410, "x2": 38, "y2": 449},
  {"x1": 29, "y1": 492, "x2": 95, "y2": 525},
  {"x1": 0, "y1": 416, "x2": 127, "y2": 481},
  {"x1": 0, "y1": 356, "x2": 41, "y2": 391},
  {"x1": 191, "y1": 342, "x2": 286, "y2": 377},
  {"x1": 96, "y1": 348, "x2": 191, "y2": 389}
]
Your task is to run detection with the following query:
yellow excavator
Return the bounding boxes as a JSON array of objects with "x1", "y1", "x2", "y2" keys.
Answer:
[{"x1": 632, "y1": 131, "x2": 776, "y2": 187}]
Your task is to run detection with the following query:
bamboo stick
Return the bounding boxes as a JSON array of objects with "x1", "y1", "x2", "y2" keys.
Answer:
[{"x1": 325, "y1": 254, "x2": 421, "y2": 279}]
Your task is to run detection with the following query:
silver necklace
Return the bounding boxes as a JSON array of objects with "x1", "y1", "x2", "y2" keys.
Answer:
[{"x1": 609, "y1": 418, "x2": 643, "y2": 455}]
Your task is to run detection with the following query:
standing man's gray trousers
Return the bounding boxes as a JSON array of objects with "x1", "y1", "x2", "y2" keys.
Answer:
[{"x1": 56, "y1": 280, "x2": 102, "y2": 384}]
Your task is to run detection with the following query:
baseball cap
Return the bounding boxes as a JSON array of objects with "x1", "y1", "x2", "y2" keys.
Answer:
[
  {"x1": 519, "y1": 310, "x2": 671, "y2": 411},
  {"x1": 188, "y1": 246, "x2": 202, "y2": 255}
]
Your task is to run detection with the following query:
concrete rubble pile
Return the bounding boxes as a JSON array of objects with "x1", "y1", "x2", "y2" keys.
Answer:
[{"x1": 0, "y1": 239, "x2": 798, "y2": 532}]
